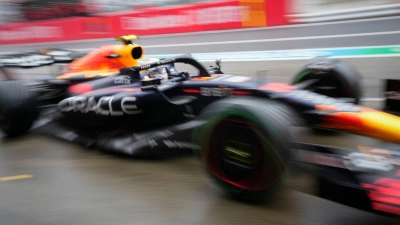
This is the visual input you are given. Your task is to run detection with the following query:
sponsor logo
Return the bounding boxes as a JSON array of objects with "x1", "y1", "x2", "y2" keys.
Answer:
[
  {"x1": 224, "y1": 76, "x2": 251, "y2": 83},
  {"x1": 159, "y1": 58, "x2": 175, "y2": 64},
  {"x1": 147, "y1": 65, "x2": 165, "y2": 72},
  {"x1": 345, "y1": 153, "x2": 393, "y2": 171},
  {"x1": 114, "y1": 77, "x2": 131, "y2": 85},
  {"x1": 291, "y1": 149, "x2": 346, "y2": 169},
  {"x1": 200, "y1": 87, "x2": 233, "y2": 97},
  {"x1": 59, "y1": 96, "x2": 141, "y2": 116},
  {"x1": 294, "y1": 148, "x2": 400, "y2": 172},
  {"x1": 121, "y1": 6, "x2": 247, "y2": 30},
  {"x1": 345, "y1": 152, "x2": 400, "y2": 171},
  {"x1": 140, "y1": 64, "x2": 151, "y2": 70},
  {"x1": 0, "y1": 26, "x2": 62, "y2": 41}
]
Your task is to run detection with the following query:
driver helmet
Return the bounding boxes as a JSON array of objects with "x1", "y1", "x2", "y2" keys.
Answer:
[{"x1": 143, "y1": 58, "x2": 168, "y2": 81}]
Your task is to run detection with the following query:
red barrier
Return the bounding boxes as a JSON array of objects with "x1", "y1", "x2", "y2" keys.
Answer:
[
  {"x1": 0, "y1": 0, "x2": 290, "y2": 45},
  {"x1": 107, "y1": 1, "x2": 244, "y2": 36},
  {"x1": 265, "y1": 0, "x2": 289, "y2": 26}
]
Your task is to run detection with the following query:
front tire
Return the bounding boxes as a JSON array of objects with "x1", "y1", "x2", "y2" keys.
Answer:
[
  {"x1": 292, "y1": 59, "x2": 362, "y2": 104},
  {"x1": 194, "y1": 97, "x2": 303, "y2": 202}
]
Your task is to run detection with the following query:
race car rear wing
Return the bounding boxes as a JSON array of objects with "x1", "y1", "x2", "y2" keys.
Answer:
[{"x1": 0, "y1": 48, "x2": 89, "y2": 68}]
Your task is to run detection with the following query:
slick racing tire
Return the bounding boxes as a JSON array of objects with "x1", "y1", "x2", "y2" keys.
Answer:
[
  {"x1": 292, "y1": 59, "x2": 362, "y2": 104},
  {"x1": 0, "y1": 80, "x2": 38, "y2": 136},
  {"x1": 193, "y1": 97, "x2": 303, "y2": 202}
]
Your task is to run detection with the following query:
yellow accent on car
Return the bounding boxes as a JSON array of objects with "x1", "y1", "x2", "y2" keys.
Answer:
[
  {"x1": 116, "y1": 35, "x2": 139, "y2": 43},
  {"x1": 322, "y1": 111, "x2": 400, "y2": 143}
]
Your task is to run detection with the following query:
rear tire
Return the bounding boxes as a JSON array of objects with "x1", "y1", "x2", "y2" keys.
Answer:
[
  {"x1": 292, "y1": 59, "x2": 362, "y2": 104},
  {"x1": 0, "y1": 81, "x2": 38, "y2": 136},
  {"x1": 193, "y1": 97, "x2": 303, "y2": 202}
]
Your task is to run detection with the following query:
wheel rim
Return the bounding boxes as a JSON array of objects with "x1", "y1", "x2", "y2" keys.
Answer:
[{"x1": 204, "y1": 117, "x2": 283, "y2": 192}]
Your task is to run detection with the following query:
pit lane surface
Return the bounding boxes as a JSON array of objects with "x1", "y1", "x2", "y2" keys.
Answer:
[{"x1": 0, "y1": 101, "x2": 399, "y2": 225}]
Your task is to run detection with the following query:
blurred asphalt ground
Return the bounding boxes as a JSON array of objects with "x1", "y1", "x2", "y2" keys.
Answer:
[
  {"x1": 1, "y1": 15, "x2": 400, "y2": 225},
  {"x1": 0, "y1": 101, "x2": 399, "y2": 225}
]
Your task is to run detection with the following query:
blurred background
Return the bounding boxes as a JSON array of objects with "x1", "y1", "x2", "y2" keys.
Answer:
[
  {"x1": 1, "y1": 0, "x2": 399, "y2": 24},
  {"x1": 1, "y1": 0, "x2": 400, "y2": 225}
]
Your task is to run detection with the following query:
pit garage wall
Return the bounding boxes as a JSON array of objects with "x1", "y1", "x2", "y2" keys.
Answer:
[
  {"x1": 0, "y1": 0, "x2": 291, "y2": 45},
  {"x1": 292, "y1": 0, "x2": 400, "y2": 14}
]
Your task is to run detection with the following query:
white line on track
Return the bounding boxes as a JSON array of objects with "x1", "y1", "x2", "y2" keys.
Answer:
[
  {"x1": 2, "y1": 35, "x2": 400, "y2": 56},
  {"x1": 3, "y1": 49, "x2": 400, "y2": 60},
  {"x1": 72, "y1": 44, "x2": 400, "y2": 53},
  {"x1": 363, "y1": 98, "x2": 385, "y2": 101},
  {"x1": 195, "y1": 54, "x2": 400, "y2": 61}
]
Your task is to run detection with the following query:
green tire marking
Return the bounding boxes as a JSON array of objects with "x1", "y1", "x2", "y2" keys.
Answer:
[{"x1": 293, "y1": 71, "x2": 310, "y2": 84}]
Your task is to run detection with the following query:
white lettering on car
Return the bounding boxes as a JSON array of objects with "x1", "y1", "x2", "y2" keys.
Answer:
[
  {"x1": 121, "y1": 97, "x2": 138, "y2": 115},
  {"x1": 97, "y1": 96, "x2": 111, "y2": 115},
  {"x1": 109, "y1": 96, "x2": 123, "y2": 116},
  {"x1": 291, "y1": 149, "x2": 346, "y2": 168},
  {"x1": 344, "y1": 152, "x2": 394, "y2": 172},
  {"x1": 200, "y1": 87, "x2": 232, "y2": 97},
  {"x1": 114, "y1": 77, "x2": 131, "y2": 85},
  {"x1": 140, "y1": 64, "x2": 151, "y2": 70},
  {"x1": 59, "y1": 96, "x2": 141, "y2": 116}
]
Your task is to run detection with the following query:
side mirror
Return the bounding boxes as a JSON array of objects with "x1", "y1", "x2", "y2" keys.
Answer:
[
  {"x1": 215, "y1": 58, "x2": 221, "y2": 69},
  {"x1": 207, "y1": 58, "x2": 223, "y2": 74}
]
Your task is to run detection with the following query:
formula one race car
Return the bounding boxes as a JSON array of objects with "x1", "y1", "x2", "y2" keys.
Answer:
[
  {"x1": 0, "y1": 53, "x2": 399, "y2": 217},
  {"x1": 0, "y1": 35, "x2": 222, "y2": 118}
]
